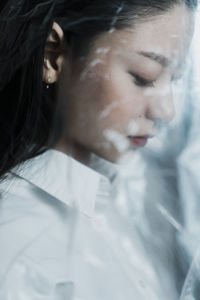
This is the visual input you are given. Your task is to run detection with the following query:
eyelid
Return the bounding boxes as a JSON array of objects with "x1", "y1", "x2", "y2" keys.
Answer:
[{"x1": 130, "y1": 72, "x2": 156, "y2": 87}]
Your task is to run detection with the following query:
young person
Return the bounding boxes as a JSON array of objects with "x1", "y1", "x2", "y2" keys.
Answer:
[{"x1": 0, "y1": 0, "x2": 197, "y2": 299}]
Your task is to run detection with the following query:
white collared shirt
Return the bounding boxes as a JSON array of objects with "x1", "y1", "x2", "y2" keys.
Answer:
[{"x1": 0, "y1": 149, "x2": 178, "y2": 300}]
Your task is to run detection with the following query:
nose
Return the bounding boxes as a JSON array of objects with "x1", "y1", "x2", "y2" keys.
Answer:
[{"x1": 145, "y1": 84, "x2": 175, "y2": 124}]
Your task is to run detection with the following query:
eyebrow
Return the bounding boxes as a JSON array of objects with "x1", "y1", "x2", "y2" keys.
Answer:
[{"x1": 138, "y1": 51, "x2": 171, "y2": 67}]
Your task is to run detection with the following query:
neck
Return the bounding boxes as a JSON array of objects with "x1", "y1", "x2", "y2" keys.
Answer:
[{"x1": 54, "y1": 138, "x2": 91, "y2": 166}]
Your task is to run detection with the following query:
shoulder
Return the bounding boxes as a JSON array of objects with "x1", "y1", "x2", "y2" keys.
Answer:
[
  {"x1": 0, "y1": 173, "x2": 77, "y2": 295},
  {"x1": 0, "y1": 172, "x2": 70, "y2": 221}
]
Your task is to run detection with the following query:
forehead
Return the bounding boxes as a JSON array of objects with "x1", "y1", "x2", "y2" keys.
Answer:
[{"x1": 93, "y1": 4, "x2": 194, "y2": 66}]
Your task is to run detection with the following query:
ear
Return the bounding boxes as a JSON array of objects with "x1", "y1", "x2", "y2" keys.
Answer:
[{"x1": 43, "y1": 22, "x2": 66, "y2": 85}]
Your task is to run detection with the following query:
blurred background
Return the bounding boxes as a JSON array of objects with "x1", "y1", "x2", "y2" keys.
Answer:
[{"x1": 113, "y1": 4, "x2": 200, "y2": 297}]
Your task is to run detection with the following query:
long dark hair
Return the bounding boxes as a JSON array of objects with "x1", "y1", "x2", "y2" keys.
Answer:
[{"x1": 0, "y1": 0, "x2": 197, "y2": 180}]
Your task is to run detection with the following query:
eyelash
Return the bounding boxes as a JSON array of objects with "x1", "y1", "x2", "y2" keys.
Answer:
[{"x1": 130, "y1": 73, "x2": 155, "y2": 88}]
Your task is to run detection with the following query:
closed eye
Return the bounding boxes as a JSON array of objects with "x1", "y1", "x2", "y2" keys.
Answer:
[{"x1": 130, "y1": 73, "x2": 155, "y2": 88}]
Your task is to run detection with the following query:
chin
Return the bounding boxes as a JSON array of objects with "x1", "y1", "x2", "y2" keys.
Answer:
[
  {"x1": 94, "y1": 148, "x2": 129, "y2": 164},
  {"x1": 105, "y1": 148, "x2": 140, "y2": 165}
]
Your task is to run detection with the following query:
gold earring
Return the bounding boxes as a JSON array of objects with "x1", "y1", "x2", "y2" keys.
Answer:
[{"x1": 46, "y1": 76, "x2": 51, "y2": 89}]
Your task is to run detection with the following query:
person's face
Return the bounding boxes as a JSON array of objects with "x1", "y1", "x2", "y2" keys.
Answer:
[{"x1": 57, "y1": 4, "x2": 194, "y2": 163}]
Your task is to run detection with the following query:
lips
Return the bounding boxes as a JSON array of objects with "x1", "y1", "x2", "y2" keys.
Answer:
[{"x1": 128, "y1": 135, "x2": 153, "y2": 147}]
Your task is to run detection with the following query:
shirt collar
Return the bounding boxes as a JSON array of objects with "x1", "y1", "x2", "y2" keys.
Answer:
[{"x1": 12, "y1": 149, "x2": 109, "y2": 217}]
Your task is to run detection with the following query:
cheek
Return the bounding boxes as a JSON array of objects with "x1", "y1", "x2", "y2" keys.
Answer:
[
  {"x1": 96, "y1": 83, "x2": 145, "y2": 135},
  {"x1": 68, "y1": 66, "x2": 146, "y2": 138},
  {"x1": 98, "y1": 72, "x2": 145, "y2": 113}
]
